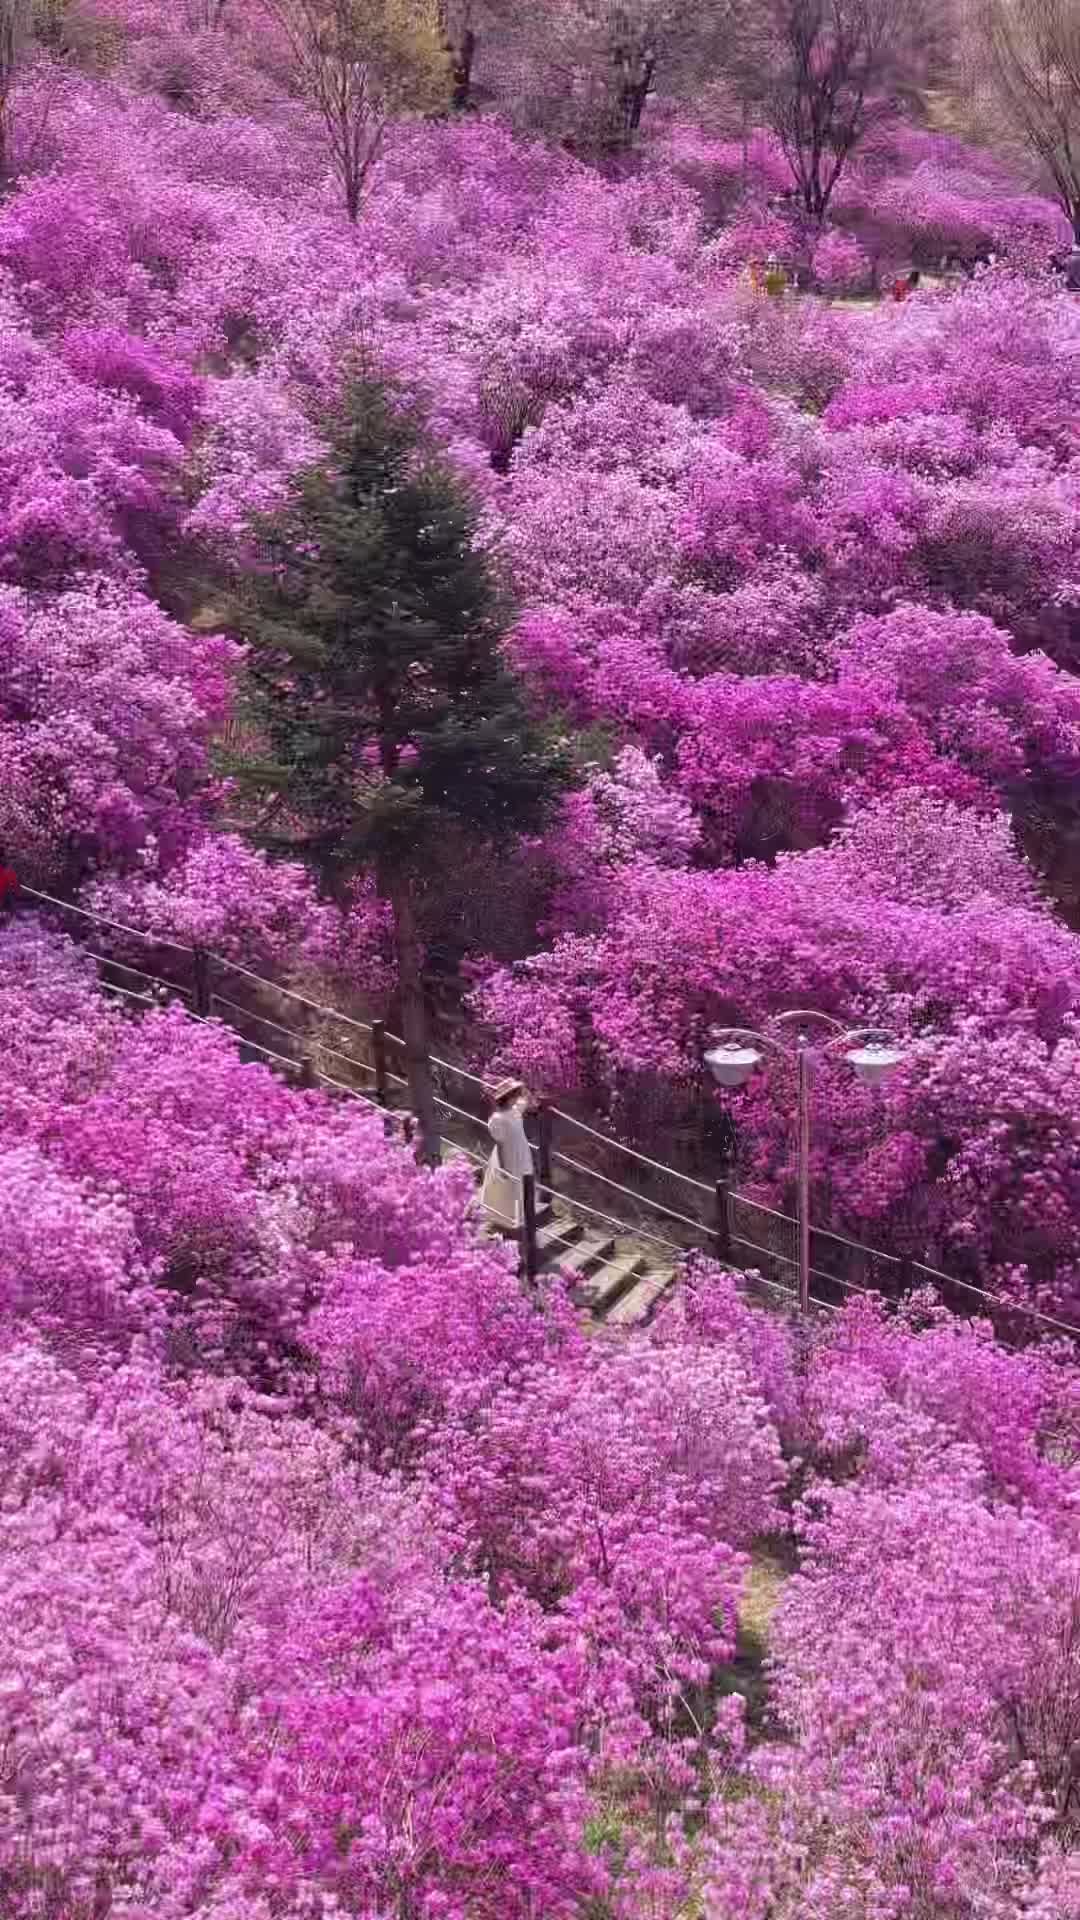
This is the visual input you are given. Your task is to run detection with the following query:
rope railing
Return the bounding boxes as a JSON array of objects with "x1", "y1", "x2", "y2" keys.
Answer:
[
  {"x1": 90, "y1": 951, "x2": 183, "y2": 988},
  {"x1": 545, "y1": 1104, "x2": 717, "y2": 1194},
  {"x1": 809, "y1": 1221, "x2": 906, "y2": 1265},
  {"x1": 550, "y1": 1147, "x2": 715, "y2": 1237},
  {"x1": 904, "y1": 1264, "x2": 1080, "y2": 1344},
  {"x1": 210, "y1": 991, "x2": 311, "y2": 1046},
  {"x1": 24, "y1": 885, "x2": 195, "y2": 954},
  {"x1": 20, "y1": 882, "x2": 1080, "y2": 1345},
  {"x1": 100, "y1": 980, "x2": 162, "y2": 1011},
  {"x1": 214, "y1": 956, "x2": 381, "y2": 1037},
  {"x1": 313, "y1": 1040, "x2": 382, "y2": 1083},
  {"x1": 728, "y1": 1239, "x2": 844, "y2": 1313},
  {"x1": 225, "y1": 1027, "x2": 312, "y2": 1075},
  {"x1": 533, "y1": 1181, "x2": 687, "y2": 1259},
  {"x1": 363, "y1": 1025, "x2": 729, "y2": 1198}
]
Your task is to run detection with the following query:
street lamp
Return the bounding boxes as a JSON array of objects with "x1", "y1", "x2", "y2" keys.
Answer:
[{"x1": 704, "y1": 1010, "x2": 905, "y2": 1315}]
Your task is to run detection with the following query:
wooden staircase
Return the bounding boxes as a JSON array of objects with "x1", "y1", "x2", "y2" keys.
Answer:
[
  {"x1": 519, "y1": 1194, "x2": 676, "y2": 1327},
  {"x1": 440, "y1": 1135, "x2": 680, "y2": 1329},
  {"x1": 24, "y1": 887, "x2": 1074, "y2": 1350}
]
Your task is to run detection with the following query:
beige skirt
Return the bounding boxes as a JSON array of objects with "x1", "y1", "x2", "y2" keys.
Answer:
[{"x1": 479, "y1": 1150, "x2": 523, "y2": 1229}]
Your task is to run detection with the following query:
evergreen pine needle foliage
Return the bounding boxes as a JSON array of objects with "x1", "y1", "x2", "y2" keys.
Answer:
[{"x1": 229, "y1": 376, "x2": 572, "y2": 895}]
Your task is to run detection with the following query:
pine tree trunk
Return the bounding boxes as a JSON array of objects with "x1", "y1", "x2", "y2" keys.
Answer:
[
  {"x1": 385, "y1": 867, "x2": 440, "y2": 1168},
  {"x1": 625, "y1": 57, "x2": 654, "y2": 138},
  {"x1": 451, "y1": 28, "x2": 475, "y2": 109}
]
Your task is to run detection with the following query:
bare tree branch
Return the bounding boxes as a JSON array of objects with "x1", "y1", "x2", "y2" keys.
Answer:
[
  {"x1": 259, "y1": 0, "x2": 449, "y2": 219},
  {"x1": 0, "y1": 0, "x2": 31, "y2": 180},
  {"x1": 189, "y1": 0, "x2": 232, "y2": 27},
  {"x1": 735, "y1": 0, "x2": 943, "y2": 226},
  {"x1": 970, "y1": 0, "x2": 1080, "y2": 241},
  {"x1": 501, "y1": 0, "x2": 742, "y2": 152}
]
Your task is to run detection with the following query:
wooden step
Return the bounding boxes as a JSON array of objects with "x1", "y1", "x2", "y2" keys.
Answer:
[
  {"x1": 603, "y1": 1269, "x2": 676, "y2": 1327},
  {"x1": 577, "y1": 1250, "x2": 648, "y2": 1314},
  {"x1": 551, "y1": 1232, "x2": 617, "y2": 1278},
  {"x1": 537, "y1": 1214, "x2": 582, "y2": 1258}
]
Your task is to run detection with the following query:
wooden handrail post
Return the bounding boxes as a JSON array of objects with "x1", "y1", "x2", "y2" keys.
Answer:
[
  {"x1": 372, "y1": 1020, "x2": 389, "y2": 1106},
  {"x1": 711, "y1": 1109, "x2": 737, "y2": 1264},
  {"x1": 192, "y1": 946, "x2": 212, "y2": 1018},
  {"x1": 536, "y1": 1100, "x2": 553, "y2": 1192},
  {"x1": 713, "y1": 1175, "x2": 732, "y2": 1263},
  {"x1": 521, "y1": 1174, "x2": 539, "y2": 1288}
]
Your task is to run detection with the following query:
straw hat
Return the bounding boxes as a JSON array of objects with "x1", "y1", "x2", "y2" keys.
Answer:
[{"x1": 492, "y1": 1076, "x2": 524, "y2": 1104}]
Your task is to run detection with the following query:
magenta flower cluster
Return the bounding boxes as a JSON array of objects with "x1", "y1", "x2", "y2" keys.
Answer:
[
  {"x1": 5, "y1": 9, "x2": 1080, "y2": 1908},
  {"x1": 5, "y1": 918, "x2": 1080, "y2": 1913}
]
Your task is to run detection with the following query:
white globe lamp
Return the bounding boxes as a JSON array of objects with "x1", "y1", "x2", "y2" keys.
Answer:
[
  {"x1": 845, "y1": 1042, "x2": 905, "y2": 1088},
  {"x1": 704, "y1": 1042, "x2": 763, "y2": 1089}
]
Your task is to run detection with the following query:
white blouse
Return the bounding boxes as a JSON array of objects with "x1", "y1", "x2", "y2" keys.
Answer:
[{"x1": 487, "y1": 1103, "x2": 534, "y2": 1178}]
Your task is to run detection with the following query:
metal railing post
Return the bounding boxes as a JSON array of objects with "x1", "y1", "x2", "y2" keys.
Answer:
[
  {"x1": 372, "y1": 1020, "x2": 389, "y2": 1106},
  {"x1": 521, "y1": 1174, "x2": 539, "y2": 1287},
  {"x1": 192, "y1": 946, "x2": 212, "y2": 1018}
]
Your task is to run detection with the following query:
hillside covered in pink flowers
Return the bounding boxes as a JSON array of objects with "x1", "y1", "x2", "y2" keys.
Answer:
[{"x1": 7, "y1": 0, "x2": 1080, "y2": 1911}]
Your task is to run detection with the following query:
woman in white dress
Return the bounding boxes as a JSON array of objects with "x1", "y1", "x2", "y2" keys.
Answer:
[{"x1": 480, "y1": 1078, "x2": 534, "y2": 1230}]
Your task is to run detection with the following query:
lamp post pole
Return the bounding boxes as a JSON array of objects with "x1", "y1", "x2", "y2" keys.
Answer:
[
  {"x1": 796, "y1": 1033, "x2": 812, "y2": 1315},
  {"x1": 704, "y1": 1014, "x2": 905, "y2": 1316}
]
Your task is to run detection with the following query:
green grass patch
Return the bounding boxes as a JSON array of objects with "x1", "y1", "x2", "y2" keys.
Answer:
[{"x1": 713, "y1": 1542, "x2": 792, "y2": 1736}]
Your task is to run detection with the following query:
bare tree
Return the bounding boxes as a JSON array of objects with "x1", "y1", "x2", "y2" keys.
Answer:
[
  {"x1": 437, "y1": 0, "x2": 477, "y2": 106},
  {"x1": 740, "y1": 0, "x2": 940, "y2": 226},
  {"x1": 0, "y1": 0, "x2": 30, "y2": 180},
  {"x1": 1005, "y1": 1587, "x2": 1080, "y2": 1838},
  {"x1": 261, "y1": 0, "x2": 449, "y2": 220},
  {"x1": 186, "y1": 0, "x2": 233, "y2": 27},
  {"x1": 586, "y1": 0, "x2": 682, "y2": 147},
  {"x1": 972, "y1": 0, "x2": 1080, "y2": 242},
  {"x1": 505, "y1": 0, "x2": 740, "y2": 152},
  {"x1": 436, "y1": 0, "x2": 537, "y2": 112}
]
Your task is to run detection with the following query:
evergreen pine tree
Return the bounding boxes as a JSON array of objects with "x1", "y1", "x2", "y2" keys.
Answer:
[{"x1": 227, "y1": 376, "x2": 571, "y2": 1164}]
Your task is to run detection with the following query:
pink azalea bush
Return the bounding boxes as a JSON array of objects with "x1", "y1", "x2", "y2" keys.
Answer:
[
  {"x1": 811, "y1": 225, "x2": 873, "y2": 294},
  {"x1": 87, "y1": 833, "x2": 397, "y2": 1000},
  {"x1": 5, "y1": 912, "x2": 1080, "y2": 1912},
  {"x1": 0, "y1": 580, "x2": 235, "y2": 884},
  {"x1": 697, "y1": 1485, "x2": 1080, "y2": 1918},
  {"x1": 682, "y1": 1296, "x2": 1080, "y2": 1916},
  {"x1": 0, "y1": 920, "x2": 769, "y2": 1913},
  {"x1": 5, "y1": 9, "x2": 1080, "y2": 1909},
  {"x1": 476, "y1": 842, "x2": 1080, "y2": 1313},
  {"x1": 0, "y1": 322, "x2": 191, "y2": 588}
]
